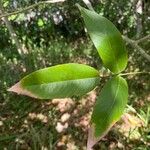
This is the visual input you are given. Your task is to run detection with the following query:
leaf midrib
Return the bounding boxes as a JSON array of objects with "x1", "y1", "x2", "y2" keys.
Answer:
[
  {"x1": 86, "y1": 16, "x2": 120, "y2": 72},
  {"x1": 106, "y1": 77, "x2": 120, "y2": 122},
  {"x1": 22, "y1": 77, "x2": 99, "y2": 87},
  {"x1": 102, "y1": 21, "x2": 120, "y2": 73}
]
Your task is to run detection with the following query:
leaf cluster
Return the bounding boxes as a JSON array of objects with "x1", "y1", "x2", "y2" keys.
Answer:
[{"x1": 8, "y1": 5, "x2": 128, "y2": 149}]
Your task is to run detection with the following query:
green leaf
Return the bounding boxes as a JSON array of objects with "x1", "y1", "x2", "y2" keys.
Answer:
[
  {"x1": 88, "y1": 76, "x2": 128, "y2": 148},
  {"x1": 37, "y1": 19, "x2": 44, "y2": 27},
  {"x1": 8, "y1": 14, "x2": 17, "y2": 21},
  {"x1": 8, "y1": 63, "x2": 100, "y2": 99},
  {"x1": 3, "y1": 1, "x2": 9, "y2": 7},
  {"x1": 78, "y1": 5, "x2": 128, "y2": 73}
]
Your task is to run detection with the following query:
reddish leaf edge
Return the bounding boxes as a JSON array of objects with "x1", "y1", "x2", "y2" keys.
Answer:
[
  {"x1": 7, "y1": 82, "x2": 38, "y2": 99},
  {"x1": 87, "y1": 122, "x2": 116, "y2": 150}
]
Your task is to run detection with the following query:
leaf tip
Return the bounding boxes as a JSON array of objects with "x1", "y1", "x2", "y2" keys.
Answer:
[
  {"x1": 87, "y1": 122, "x2": 116, "y2": 149},
  {"x1": 87, "y1": 125, "x2": 99, "y2": 150},
  {"x1": 7, "y1": 82, "x2": 21, "y2": 93},
  {"x1": 8, "y1": 82, "x2": 38, "y2": 99},
  {"x1": 75, "y1": 3, "x2": 82, "y2": 10}
]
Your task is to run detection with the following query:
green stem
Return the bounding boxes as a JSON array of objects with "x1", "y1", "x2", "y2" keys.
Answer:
[
  {"x1": 120, "y1": 71, "x2": 150, "y2": 76},
  {"x1": 99, "y1": 71, "x2": 150, "y2": 78}
]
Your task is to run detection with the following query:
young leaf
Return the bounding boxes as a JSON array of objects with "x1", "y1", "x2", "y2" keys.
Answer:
[
  {"x1": 78, "y1": 5, "x2": 128, "y2": 74},
  {"x1": 88, "y1": 76, "x2": 128, "y2": 149},
  {"x1": 8, "y1": 63, "x2": 100, "y2": 99}
]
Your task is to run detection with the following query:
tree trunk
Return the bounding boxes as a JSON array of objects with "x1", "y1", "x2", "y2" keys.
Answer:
[{"x1": 135, "y1": 0, "x2": 143, "y2": 38}]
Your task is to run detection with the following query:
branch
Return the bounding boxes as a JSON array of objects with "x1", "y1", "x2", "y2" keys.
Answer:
[
  {"x1": 0, "y1": 0, "x2": 27, "y2": 55},
  {"x1": 122, "y1": 35, "x2": 150, "y2": 62},
  {"x1": 0, "y1": 0, "x2": 65, "y2": 19},
  {"x1": 136, "y1": 34, "x2": 150, "y2": 43}
]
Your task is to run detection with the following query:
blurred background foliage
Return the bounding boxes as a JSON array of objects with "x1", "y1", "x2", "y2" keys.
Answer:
[{"x1": 0, "y1": 0, "x2": 150, "y2": 149}]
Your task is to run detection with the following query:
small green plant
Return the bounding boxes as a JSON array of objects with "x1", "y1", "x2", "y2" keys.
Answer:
[{"x1": 8, "y1": 5, "x2": 129, "y2": 149}]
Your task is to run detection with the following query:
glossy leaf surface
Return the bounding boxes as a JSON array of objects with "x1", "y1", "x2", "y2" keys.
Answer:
[
  {"x1": 78, "y1": 5, "x2": 127, "y2": 73},
  {"x1": 8, "y1": 63, "x2": 100, "y2": 99},
  {"x1": 91, "y1": 75, "x2": 128, "y2": 137}
]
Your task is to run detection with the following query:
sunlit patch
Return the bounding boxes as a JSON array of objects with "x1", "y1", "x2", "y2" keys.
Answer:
[
  {"x1": 117, "y1": 113, "x2": 144, "y2": 140},
  {"x1": 28, "y1": 113, "x2": 48, "y2": 123}
]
